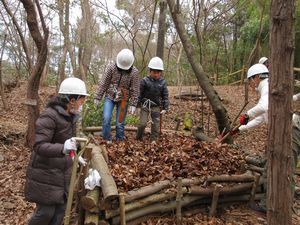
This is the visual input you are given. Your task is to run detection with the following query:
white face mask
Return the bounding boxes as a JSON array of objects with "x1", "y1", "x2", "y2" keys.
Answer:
[{"x1": 71, "y1": 105, "x2": 83, "y2": 115}]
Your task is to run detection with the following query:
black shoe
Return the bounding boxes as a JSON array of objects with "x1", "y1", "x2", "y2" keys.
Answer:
[{"x1": 248, "y1": 202, "x2": 267, "y2": 214}]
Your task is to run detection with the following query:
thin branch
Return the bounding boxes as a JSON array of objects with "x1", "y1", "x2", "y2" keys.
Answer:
[{"x1": 1, "y1": 0, "x2": 32, "y2": 70}]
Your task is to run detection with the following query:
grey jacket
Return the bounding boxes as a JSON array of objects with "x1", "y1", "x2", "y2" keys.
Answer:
[{"x1": 24, "y1": 97, "x2": 78, "y2": 205}]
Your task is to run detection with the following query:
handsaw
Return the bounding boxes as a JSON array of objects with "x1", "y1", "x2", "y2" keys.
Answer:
[{"x1": 118, "y1": 88, "x2": 128, "y2": 123}]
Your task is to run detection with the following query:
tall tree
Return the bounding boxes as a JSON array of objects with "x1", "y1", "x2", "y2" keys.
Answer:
[
  {"x1": 267, "y1": 0, "x2": 295, "y2": 224},
  {"x1": 20, "y1": 0, "x2": 49, "y2": 147},
  {"x1": 167, "y1": 0, "x2": 232, "y2": 138},
  {"x1": 0, "y1": 34, "x2": 8, "y2": 109},
  {"x1": 78, "y1": 0, "x2": 93, "y2": 81},
  {"x1": 156, "y1": 0, "x2": 167, "y2": 59}
]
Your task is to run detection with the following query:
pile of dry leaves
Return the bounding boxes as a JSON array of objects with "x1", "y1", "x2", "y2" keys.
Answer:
[{"x1": 103, "y1": 133, "x2": 245, "y2": 192}]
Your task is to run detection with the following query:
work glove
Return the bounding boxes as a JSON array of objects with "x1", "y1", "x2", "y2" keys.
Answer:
[
  {"x1": 78, "y1": 156, "x2": 87, "y2": 167},
  {"x1": 239, "y1": 113, "x2": 249, "y2": 125},
  {"x1": 94, "y1": 99, "x2": 101, "y2": 107},
  {"x1": 128, "y1": 106, "x2": 136, "y2": 114},
  {"x1": 160, "y1": 110, "x2": 167, "y2": 114},
  {"x1": 230, "y1": 128, "x2": 240, "y2": 136},
  {"x1": 63, "y1": 138, "x2": 77, "y2": 155}
]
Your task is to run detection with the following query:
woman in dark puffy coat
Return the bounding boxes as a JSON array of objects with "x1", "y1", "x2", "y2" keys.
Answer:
[{"x1": 25, "y1": 77, "x2": 89, "y2": 225}]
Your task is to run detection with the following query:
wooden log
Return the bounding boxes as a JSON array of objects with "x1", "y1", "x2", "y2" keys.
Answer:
[
  {"x1": 209, "y1": 184, "x2": 221, "y2": 217},
  {"x1": 91, "y1": 145, "x2": 119, "y2": 210},
  {"x1": 125, "y1": 178, "x2": 202, "y2": 203},
  {"x1": 99, "y1": 145, "x2": 109, "y2": 163},
  {"x1": 125, "y1": 180, "x2": 171, "y2": 203},
  {"x1": 176, "y1": 178, "x2": 183, "y2": 225},
  {"x1": 245, "y1": 155, "x2": 266, "y2": 167},
  {"x1": 106, "y1": 188, "x2": 189, "y2": 219},
  {"x1": 84, "y1": 211, "x2": 99, "y2": 225},
  {"x1": 207, "y1": 174, "x2": 255, "y2": 183},
  {"x1": 119, "y1": 193, "x2": 126, "y2": 225},
  {"x1": 113, "y1": 193, "x2": 265, "y2": 225},
  {"x1": 245, "y1": 164, "x2": 264, "y2": 173},
  {"x1": 190, "y1": 182, "x2": 262, "y2": 196},
  {"x1": 80, "y1": 187, "x2": 100, "y2": 213},
  {"x1": 111, "y1": 195, "x2": 204, "y2": 224}
]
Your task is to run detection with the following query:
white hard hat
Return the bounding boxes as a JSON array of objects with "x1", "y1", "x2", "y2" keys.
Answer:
[
  {"x1": 59, "y1": 77, "x2": 89, "y2": 96},
  {"x1": 148, "y1": 57, "x2": 164, "y2": 71},
  {"x1": 247, "y1": 64, "x2": 269, "y2": 79},
  {"x1": 258, "y1": 57, "x2": 268, "y2": 64},
  {"x1": 116, "y1": 49, "x2": 134, "y2": 70}
]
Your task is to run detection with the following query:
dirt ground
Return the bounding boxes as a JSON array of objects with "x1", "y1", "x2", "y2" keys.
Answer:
[{"x1": 0, "y1": 82, "x2": 299, "y2": 225}]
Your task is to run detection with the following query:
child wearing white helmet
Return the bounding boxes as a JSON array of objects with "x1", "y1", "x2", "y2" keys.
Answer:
[{"x1": 136, "y1": 57, "x2": 169, "y2": 141}]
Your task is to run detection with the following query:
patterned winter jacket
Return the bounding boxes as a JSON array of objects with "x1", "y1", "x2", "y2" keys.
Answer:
[
  {"x1": 94, "y1": 63, "x2": 140, "y2": 106},
  {"x1": 139, "y1": 75, "x2": 169, "y2": 110},
  {"x1": 24, "y1": 97, "x2": 78, "y2": 205}
]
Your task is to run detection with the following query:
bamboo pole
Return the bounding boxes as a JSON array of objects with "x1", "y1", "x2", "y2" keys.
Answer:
[
  {"x1": 91, "y1": 144, "x2": 119, "y2": 210},
  {"x1": 64, "y1": 139, "x2": 90, "y2": 225}
]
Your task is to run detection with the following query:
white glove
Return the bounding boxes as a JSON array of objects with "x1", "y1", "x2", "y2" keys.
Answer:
[
  {"x1": 78, "y1": 156, "x2": 87, "y2": 167},
  {"x1": 94, "y1": 99, "x2": 101, "y2": 106},
  {"x1": 63, "y1": 138, "x2": 77, "y2": 155},
  {"x1": 129, "y1": 106, "x2": 136, "y2": 114},
  {"x1": 84, "y1": 169, "x2": 101, "y2": 190},
  {"x1": 293, "y1": 94, "x2": 299, "y2": 101},
  {"x1": 160, "y1": 110, "x2": 167, "y2": 114}
]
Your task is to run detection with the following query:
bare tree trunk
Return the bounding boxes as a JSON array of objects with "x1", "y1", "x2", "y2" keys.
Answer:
[
  {"x1": 0, "y1": 34, "x2": 8, "y2": 109},
  {"x1": 20, "y1": 0, "x2": 49, "y2": 147},
  {"x1": 156, "y1": 0, "x2": 167, "y2": 59},
  {"x1": 267, "y1": 0, "x2": 295, "y2": 224},
  {"x1": 1, "y1": 0, "x2": 32, "y2": 72},
  {"x1": 78, "y1": 0, "x2": 93, "y2": 81},
  {"x1": 166, "y1": 0, "x2": 232, "y2": 139}
]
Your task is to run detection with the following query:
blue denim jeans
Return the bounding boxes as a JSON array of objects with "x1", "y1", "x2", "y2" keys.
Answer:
[{"x1": 102, "y1": 97, "x2": 127, "y2": 141}]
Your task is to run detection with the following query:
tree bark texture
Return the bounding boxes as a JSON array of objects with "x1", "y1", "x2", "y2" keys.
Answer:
[
  {"x1": 156, "y1": 0, "x2": 167, "y2": 59},
  {"x1": 166, "y1": 0, "x2": 232, "y2": 141},
  {"x1": 20, "y1": 0, "x2": 49, "y2": 148},
  {"x1": 78, "y1": 0, "x2": 93, "y2": 80},
  {"x1": 267, "y1": 0, "x2": 295, "y2": 224},
  {"x1": 0, "y1": 34, "x2": 8, "y2": 109}
]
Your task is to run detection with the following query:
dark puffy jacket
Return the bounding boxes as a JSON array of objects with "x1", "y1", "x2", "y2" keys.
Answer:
[
  {"x1": 139, "y1": 76, "x2": 169, "y2": 110},
  {"x1": 24, "y1": 97, "x2": 78, "y2": 205}
]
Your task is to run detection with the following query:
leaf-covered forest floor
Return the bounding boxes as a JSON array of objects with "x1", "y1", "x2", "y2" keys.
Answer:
[{"x1": 1, "y1": 82, "x2": 300, "y2": 225}]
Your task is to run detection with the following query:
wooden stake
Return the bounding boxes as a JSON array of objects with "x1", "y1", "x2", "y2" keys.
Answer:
[
  {"x1": 176, "y1": 178, "x2": 183, "y2": 225},
  {"x1": 209, "y1": 184, "x2": 221, "y2": 217},
  {"x1": 119, "y1": 193, "x2": 126, "y2": 225},
  {"x1": 249, "y1": 174, "x2": 261, "y2": 203}
]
